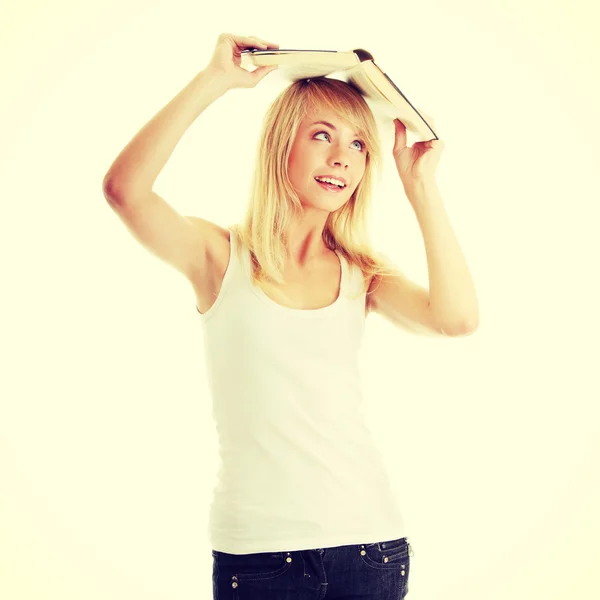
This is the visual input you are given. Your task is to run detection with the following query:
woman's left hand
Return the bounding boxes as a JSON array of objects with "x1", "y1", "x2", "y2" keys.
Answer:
[{"x1": 392, "y1": 118, "x2": 444, "y2": 189}]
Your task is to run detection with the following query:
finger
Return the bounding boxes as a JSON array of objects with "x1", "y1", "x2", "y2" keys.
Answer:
[
  {"x1": 239, "y1": 35, "x2": 279, "y2": 50},
  {"x1": 395, "y1": 118, "x2": 407, "y2": 132},
  {"x1": 394, "y1": 118, "x2": 407, "y2": 150},
  {"x1": 247, "y1": 35, "x2": 280, "y2": 49},
  {"x1": 250, "y1": 65, "x2": 279, "y2": 82},
  {"x1": 256, "y1": 38, "x2": 280, "y2": 48},
  {"x1": 226, "y1": 34, "x2": 268, "y2": 50},
  {"x1": 245, "y1": 36, "x2": 269, "y2": 48}
]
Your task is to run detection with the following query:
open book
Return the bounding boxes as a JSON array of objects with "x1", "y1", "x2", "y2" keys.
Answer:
[{"x1": 241, "y1": 48, "x2": 438, "y2": 142}]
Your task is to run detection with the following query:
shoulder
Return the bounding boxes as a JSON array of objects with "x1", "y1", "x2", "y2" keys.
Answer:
[
  {"x1": 365, "y1": 273, "x2": 378, "y2": 312},
  {"x1": 339, "y1": 252, "x2": 377, "y2": 311}
]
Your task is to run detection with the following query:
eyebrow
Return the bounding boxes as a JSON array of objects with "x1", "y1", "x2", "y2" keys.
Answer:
[{"x1": 310, "y1": 120, "x2": 362, "y2": 138}]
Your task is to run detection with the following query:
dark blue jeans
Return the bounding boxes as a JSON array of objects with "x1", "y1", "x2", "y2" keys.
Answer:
[{"x1": 212, "y1": 536, "x2": 412, "y2": 599}]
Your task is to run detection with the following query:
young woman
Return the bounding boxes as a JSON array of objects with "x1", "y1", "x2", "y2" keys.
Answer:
[{"x1": 103, "y1": 32, "x2": 478, "y2": 600}]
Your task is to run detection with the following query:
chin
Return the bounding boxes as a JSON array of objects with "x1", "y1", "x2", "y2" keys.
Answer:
[
  {"x1": 302, "y1": 198, "x2": 349, "y2": 214},
  {"x1": 302, "y1": 190, "x2": 352, "y2": 210}
]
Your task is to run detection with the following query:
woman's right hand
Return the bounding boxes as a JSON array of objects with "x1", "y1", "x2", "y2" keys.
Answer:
[{"x1": 205, "y1": 33, "x2": 279, "y2": 90}]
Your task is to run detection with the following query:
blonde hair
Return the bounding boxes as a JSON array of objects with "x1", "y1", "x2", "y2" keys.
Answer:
[{"x1": 232, "y1": 76, "x2": 398, "y2": 299}]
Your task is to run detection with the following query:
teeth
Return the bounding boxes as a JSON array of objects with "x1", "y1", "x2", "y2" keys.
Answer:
[{"x1": 316, "y1": 176, "x2": 344, "y2": 188}]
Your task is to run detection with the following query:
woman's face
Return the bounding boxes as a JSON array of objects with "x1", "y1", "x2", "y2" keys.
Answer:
[{"x1": 287, "y1": 108, "x2": 367, "y2": 212}]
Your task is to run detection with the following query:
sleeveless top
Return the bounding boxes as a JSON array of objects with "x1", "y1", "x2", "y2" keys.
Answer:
[{"x1": 196, "y1": 227, "x2": 407, "y2": 554}]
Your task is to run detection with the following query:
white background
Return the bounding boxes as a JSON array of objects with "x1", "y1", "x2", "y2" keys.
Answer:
[{"x1": 1, "y1": 1, "x2": 599, "y2": 599}]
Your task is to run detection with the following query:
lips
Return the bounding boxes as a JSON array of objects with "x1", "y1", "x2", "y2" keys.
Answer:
[
  {"x1": 315, "y1": 179, "x2": 345, "y2": 193},
  {"x1": 315, "y1": 175, "x2": 347, "y2": 187}
]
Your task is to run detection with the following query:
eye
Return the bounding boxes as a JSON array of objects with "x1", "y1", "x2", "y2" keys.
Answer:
[
  {"x1": 314, "y1": 131, "x2": 365, "y2": 152},
  {"x1": 314, "y1": 131, "x2": 331, "y2": 142}
]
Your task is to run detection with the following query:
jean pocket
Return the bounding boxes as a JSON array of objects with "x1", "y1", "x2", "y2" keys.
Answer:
[
  {"x1": 359, "y1": 537, "x2": 411, "y2": 570},
  {"x1": 212, "y1": 549, "x2": 294, "y2": 582}
]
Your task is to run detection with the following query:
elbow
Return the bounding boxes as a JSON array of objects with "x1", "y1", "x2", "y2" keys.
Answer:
[
  {"x1": 102, "y1": 174, "x2": 119, "y2": 201},
  {"x1": 102, "y1": 175, "x2": 131, "y2": 206}
]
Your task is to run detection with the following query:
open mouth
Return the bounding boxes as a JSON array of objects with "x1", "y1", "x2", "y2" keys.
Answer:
[{"x1": 314, "y1": 177, "x2": 346, "y2": 192}]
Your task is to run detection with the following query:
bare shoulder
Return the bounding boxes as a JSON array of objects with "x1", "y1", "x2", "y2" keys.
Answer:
[{"x1": 365, "y1": 273, "x2": 378, "y2": 314}]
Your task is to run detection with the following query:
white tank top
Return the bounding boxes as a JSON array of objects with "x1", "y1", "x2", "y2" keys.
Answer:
[{"x1": 196, "y1": 227, "x2": 407, "y2": 554}]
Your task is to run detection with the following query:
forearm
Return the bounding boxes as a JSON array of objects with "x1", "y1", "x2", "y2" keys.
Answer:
[
  {"x1": 405, "y1": 180, "x2": 479, "y2": 332},
  {"x1": 103, "y1": 68, "x2": 231, "y2": 200}
]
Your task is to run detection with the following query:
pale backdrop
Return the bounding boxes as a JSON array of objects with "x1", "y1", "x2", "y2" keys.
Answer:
[{"x1": 1, "y1": 1, "x2": 599, "y2": 599}]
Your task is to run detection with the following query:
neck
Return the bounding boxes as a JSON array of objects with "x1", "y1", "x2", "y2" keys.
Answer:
[{"x1": 285, "y1": 210, "x2": 331, "y2": 268}]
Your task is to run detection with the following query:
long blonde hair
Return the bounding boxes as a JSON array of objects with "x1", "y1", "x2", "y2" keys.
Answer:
[{"x1": 232, "y1": 76, "x2": 397, "y2": 299}]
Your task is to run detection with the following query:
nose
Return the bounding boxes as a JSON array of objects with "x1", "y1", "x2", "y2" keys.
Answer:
[{"x1": 329, "y1": 150, "x2": 350, "y2": 169}]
